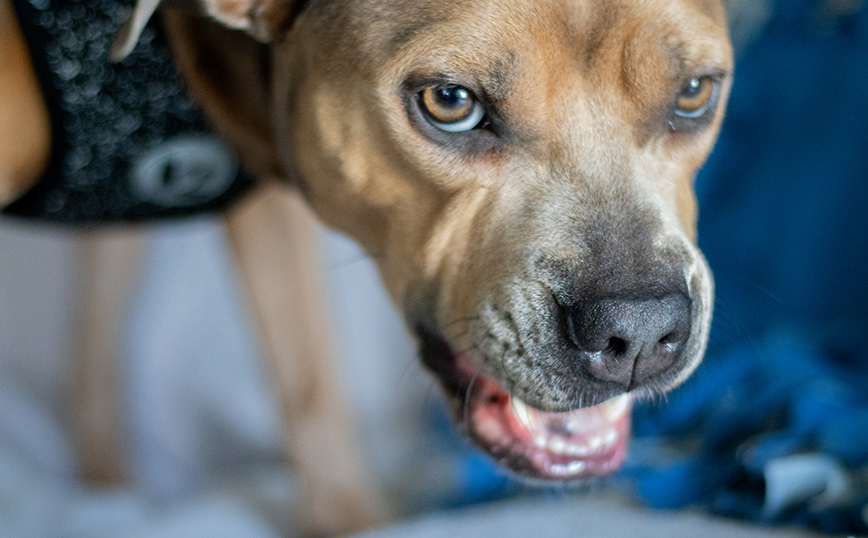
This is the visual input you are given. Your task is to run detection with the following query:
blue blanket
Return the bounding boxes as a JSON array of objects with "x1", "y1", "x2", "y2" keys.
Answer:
[{"x1": 628, "y1": 0, "x2": 868, "y2": 533}]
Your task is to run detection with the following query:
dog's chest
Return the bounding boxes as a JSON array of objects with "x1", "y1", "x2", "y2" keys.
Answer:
[{"x1": 3, "y1": 0, "x2": 253, "y2": 224}]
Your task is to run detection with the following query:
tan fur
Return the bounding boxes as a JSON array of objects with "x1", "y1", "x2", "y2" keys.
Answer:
[
  {"x1": 264, "y1": 0, "x2": 731, "y2": 340},
  {"x1": 224, "y1": 184, "x2": 390, "y2": 535},
  {"x1": 167, "y1": 0, "x2": 730, "y2": 528},
  {"x1": 2, "y1": 0, "x2": 733, "y2": 534},
  {"x1": 201, "y1": 0, "x2": 297, "y2": 40}
]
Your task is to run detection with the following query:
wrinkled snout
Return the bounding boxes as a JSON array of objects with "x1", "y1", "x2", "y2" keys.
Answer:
[{"x1": 481, "y1": 194, "x2": 715, "y2": 412}]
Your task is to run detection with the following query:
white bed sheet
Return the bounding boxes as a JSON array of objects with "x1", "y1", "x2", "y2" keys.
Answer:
[{"x1": 0, "y1": 218, "x2": 429, "y2": 538}]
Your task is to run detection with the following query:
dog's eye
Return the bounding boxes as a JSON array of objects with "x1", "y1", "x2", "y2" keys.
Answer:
[
  {"x1": 674, "y1": 76, "x2": 716, "y2": 118},
  {"x1": 419, "y1": 85, "x2": 485, "y2": 132}
]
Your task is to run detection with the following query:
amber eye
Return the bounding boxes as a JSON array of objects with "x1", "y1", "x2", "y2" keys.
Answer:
[
  {"x1": 674, "y1": 76, "x2": 716, "y2": 118},
  {"x1": 419, "y1": 85, "x2": 485, "y2": 132}
]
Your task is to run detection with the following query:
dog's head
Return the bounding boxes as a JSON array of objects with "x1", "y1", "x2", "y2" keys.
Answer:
[{"x1": 165, "y1": 0, "x2": 732, "y2": 481}]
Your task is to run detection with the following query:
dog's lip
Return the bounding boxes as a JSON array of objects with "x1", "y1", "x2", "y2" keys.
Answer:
[{"x1": 417, "y1": 326, "x2": 633, "y2": 480}]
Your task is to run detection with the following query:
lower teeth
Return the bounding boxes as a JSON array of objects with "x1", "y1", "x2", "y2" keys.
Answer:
[
  {"x1": 549, "y1": 460, "x2": 587, "y2": 476},
  {"x1": 509, "y1": 394, "x2": 629, "y2": 461}
]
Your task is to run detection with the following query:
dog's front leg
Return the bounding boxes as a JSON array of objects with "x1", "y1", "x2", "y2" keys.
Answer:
[
  {"x1": 224, "y1": 183, "x2": 390, "y2": 537},
  {"x1": 71, "y1": 229, "x2": 147, "y2": 484}
]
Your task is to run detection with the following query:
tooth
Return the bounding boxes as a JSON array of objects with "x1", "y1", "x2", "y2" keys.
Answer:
[
  {"x1": 511, "y1": 397, "x2": 542, "y2": 432},
  {"x1": 565, "y1": 443, "x2": 589, "y2": 456},
  {"x1": 566, "y1": 461, "x2": 586, "y2": 474},
  {"x1": 511, "y1": 397, "x2": 532, "y2": 427},
  {"x1": 550, "y1": 461, "x2": 586, "y2": 476},
  {"x1": 603, "y1": 429, "x2": 618, "y2": 448},
  {"x1": 604, "y1": 394, "x2": 632, "y2": 420},
  {"x1": 548, "y1": 436, "x2": 566, "y2": 454},
  {"x1": 561, "y1": 415, "x2": 579, "y2": 434},
  {"x1": 589, "y1": 434, "x2": 604, "y2": 451},
  {"x1": 549, "y1": 464, "x2": 568, "y2": 476},
  {"x1": 534, "y1": 435, "x2": 547, "y2": 448}
]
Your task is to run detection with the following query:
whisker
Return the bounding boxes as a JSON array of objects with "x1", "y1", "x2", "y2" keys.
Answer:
[
  {"x1": 501, "y1": 345, "x2": 518, "y2": 388},
  {"x1": 442, "y1": 315, "x2": 482, "y2": 330},
  {"x1": 439, "y1": 315, "x2": 483, "y2": 350},
  {"x1": 461, "y1": 368, "x2": 483, "y2": 427},
  {"x1": 443, "y1": 327, "x2": 472, "y2": 344}
]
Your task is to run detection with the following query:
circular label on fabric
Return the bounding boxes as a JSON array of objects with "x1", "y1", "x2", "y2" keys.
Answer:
[{"x1": 131, "y1": 135, "x2": 239, "y2": 208}]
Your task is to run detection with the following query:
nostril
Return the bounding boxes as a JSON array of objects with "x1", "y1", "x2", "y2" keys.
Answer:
[
  {"x1": 656, "y1": 334, "x2": 681, "y2": 354},
  {"x1": 659, "y1": 332, "x2": 676, "y2": 344},
  {"x1": 658, "y1": 332, "x2": 683, "y2": 350},
  {"x1": 657, "y1": 325, "x2": 689, "y2": 350},
  {"x1": 605, "y1": 337, "x2": 627, "y2": 356}
]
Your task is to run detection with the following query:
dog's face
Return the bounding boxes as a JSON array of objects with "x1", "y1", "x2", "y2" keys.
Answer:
[{"x1": 268, "y1": 0, "x2": 732, "y2": 480}]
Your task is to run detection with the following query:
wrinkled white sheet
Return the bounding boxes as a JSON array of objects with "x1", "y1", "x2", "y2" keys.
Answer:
[{"x1": 352, "y1": 496, "x2": 827, "y2": 538}]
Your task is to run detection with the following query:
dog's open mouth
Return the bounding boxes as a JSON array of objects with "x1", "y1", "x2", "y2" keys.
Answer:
[
  {"x1": 466, "y1": 370, "x2": 633, "y2": 480},
  {"x1": 418, "y1": 328, "x2": 633, "y2": 481}
]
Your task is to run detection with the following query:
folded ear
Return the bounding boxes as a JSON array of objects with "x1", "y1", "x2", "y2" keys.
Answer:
[
  {"x1": 161, "y1": 9, "x2": 286, "y2": 181},
  {"x1": 112, "y1": 0, "x2": 298, "y2": 61},
  {"x1": 199, "y1": 0, "x2": 299, "y2": 42}
]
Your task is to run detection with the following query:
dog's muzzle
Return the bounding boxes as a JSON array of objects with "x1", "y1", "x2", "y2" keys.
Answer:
[
  {"x1": 413, "y1": 239, "x2": 712, "y2": 482},
  {"x1": 417, "y1": 326, "x2": 635, "y2": 481}
]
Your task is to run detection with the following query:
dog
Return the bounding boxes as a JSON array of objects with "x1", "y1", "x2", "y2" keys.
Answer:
[{"x1": 1, "y1": 0, "x2": 733, "y2": 534}]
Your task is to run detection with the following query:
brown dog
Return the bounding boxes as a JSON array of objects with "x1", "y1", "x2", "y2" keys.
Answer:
[{"x1": 1, "y1": 0, "x2": 732, "y2": 534}]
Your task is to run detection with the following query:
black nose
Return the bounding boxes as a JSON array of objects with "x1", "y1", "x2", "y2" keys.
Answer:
[{"x1": 566, "y1": 294, "x2": 692, "y2": 389}]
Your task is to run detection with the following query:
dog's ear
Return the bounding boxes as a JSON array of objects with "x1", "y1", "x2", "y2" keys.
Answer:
[
  {"x1": 199, "y1": 0, "x2": 299, "y2": 42},
  {"x1": 112, "y1": 0, "x2": 299, "y2": 61},
  {"x1": 115, "y1": 2, "x2": 297, "y2": 184},
  {"x1": 161, "y1": 9, "x2": 286, "y2": 181}
]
